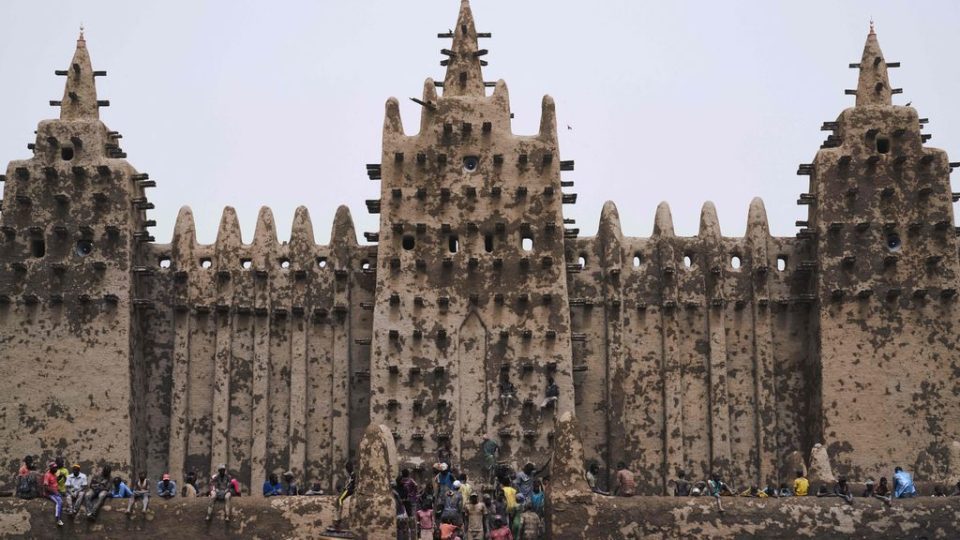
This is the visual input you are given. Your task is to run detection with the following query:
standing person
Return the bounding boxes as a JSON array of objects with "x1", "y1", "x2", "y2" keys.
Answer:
[
  {"x1": 481, "y1": 435, "x2": 500, "y2": 485},
  {"x1": 793, "y1": 470, "x2": 809, "y2": 496},
  {"x1": 434, "y1": 463, "x2": 455, "y2": 499},
  {"x1": 398, "y1": 468, "x2": 419, "y2": 517},
  {"x1": 157, "y1": 473, "x2": 177, "y2": 499},
  {"x1": 530, "y1": 482, "x2": 545, "y2": 516},
  {"x1": 64, "y1": 464, "x2": 87, "y2": 516},
  {"x1": 519, "y1": 501, "x2": 543, "y2": 539},
  {"x1": 672, "y1": 469, "x2": 691, "y2": 496},
  {"x1": 440, "y1": 487, "x2": 462, "y2": 524},
  {"x1": 415, "y1": 497, "x2": 435, "y2": 540},
  {"x1": 501, "y1": 478, "x2": 519, "y2": 523},
  {"x1": 458, "y1": 473, "x2": 473, "y2": 508},
  {"x1": 206, "y1": 464, "x2": 233, "y2": 522},
  {"x1": 128, "y1": 472, "x2": 150, "y2": 515},
  {"x1": 614, "y1": 462, "x2": 636, "y2": 497},
  {"x1": 42, "y1": 461, "x2": 64, "y2": 527},
  {"x1": 488, "y1": 517, "x2": 513, "y2": 540},
  {"x1": 84, "y1": 466, "x2": 112, "y2": 520},
  {"x1": 464, "y1": 492, "x2": 486, "y2": 540},
  {"x1": 514, "y1": 463, "x2": 536, "y2": 502},
  {"x1": 893, "y1": 466, "x2": 917, "y2": 499},
  {"x1": 499, "y1": 375, "x2": 517, "y2": 411}
]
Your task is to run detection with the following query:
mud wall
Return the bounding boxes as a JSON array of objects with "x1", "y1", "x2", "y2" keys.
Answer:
[{"x1": 137, "y1": 205, "x2": 374, "y2": 494}]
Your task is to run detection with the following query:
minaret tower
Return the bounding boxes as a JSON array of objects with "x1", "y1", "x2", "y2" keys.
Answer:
[
  {"x1": 0, "y1": 32, "x2": 153, "y2": 474},
  {"x1": 368, "y1": 0, "x2": 576, "y2": 474},
  {"x1": 804, "y1": 24, "x2": 960, "y2": 480}
]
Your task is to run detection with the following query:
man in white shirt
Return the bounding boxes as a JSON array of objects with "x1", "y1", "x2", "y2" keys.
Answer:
[{"x1": 64, "y1": 464, "x2": 88, "y2": 516}]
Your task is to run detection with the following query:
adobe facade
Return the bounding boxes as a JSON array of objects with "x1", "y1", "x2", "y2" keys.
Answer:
[{"x1": 1, "y1": 1, "x2": 958, "y2": 497}]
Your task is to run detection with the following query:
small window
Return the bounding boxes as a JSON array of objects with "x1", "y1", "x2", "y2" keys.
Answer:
[
  {"x1": 876, "y1": 137, "x2": 890, "y2": 154},
  {"x1": 521, "y1": 234, "x2": 533, "y2": 252},
  {"x1": 279, "y1": 258, "x2": 290, "y2": 269},
  {"x1": 200, "y1": 258, "x2": 212, "y2": 269},
  {"x1": 159, "y1": 257, "x2": 171, "y2": 269},
  {"x1": 777, "y1": 256, "x2": 787, "y2": 272},
  {"x1": 61, "y1": 147, "x2": 74, "y2": 161},
  {"x1": 578, "y1": 255, "x2": 587, "y2": 269},
  {"x1": 633, "y1": 253, "x2": 642, "y2": 267},
  {"x1": 402, "y1": 235, "x2": 415, "y2": 250},
  {"x1": 484, "y1": 234, "x2": 494, "y2": 253},
  {"x1": 463, "y1": 156, "x2": 479, "y2": 173},
  {"x1": 241, "y1": 258, "x2": 252, "y2": 269},
  {"x1": 683, "y1": 255, "x2": 693, "y2": 268},
  {"x1": 31, "y1": 238, "x2": 45, "y2": 258},
  {"x1": 317, "y1": 257, "x2": 328, "y2": 268},
  {"x1": 448, "y1": 235, "x2": 459, "y2": 253},
  {"x1": 730, "y1": 255, "x2": 741, "y2": 269},
  {"x1": 76, "y1": 240, "x2": 93, "y2": 257},
  {"x1": 886, "y1": 233, "x2": 902, "y2": 252}
]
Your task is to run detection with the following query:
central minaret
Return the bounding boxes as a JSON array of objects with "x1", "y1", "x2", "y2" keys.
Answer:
[{"x1": 368, "y1": 0, "x2": 575, "y2": 474}]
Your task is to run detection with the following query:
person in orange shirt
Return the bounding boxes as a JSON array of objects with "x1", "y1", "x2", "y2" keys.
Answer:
[{"x1": 41, "y1": 461, "x2": 64, "y2": 527}]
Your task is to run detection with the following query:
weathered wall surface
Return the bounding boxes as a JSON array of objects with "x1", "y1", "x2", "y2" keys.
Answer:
[
  {"x1": 550, "y1": 495, "x2": 960, "y2": 540},
  {"x1": 806, "y1": 30, "x2": 960, "y2": 482},
  {"x1": 139, "y1": 204, "x2": 374, "y2": 494},
  {"x1": 569, "y1": 201, "x2": 815, "y2": 493},
  {"x1": 0, "y1": 496, "x2": 345, "y2": 539},
  {"x1": 0, "y1": 35, "x2": 149, "y2": 480},
  {"x1": 368, "y1": 1, "x2": 576, "y2": 479}
]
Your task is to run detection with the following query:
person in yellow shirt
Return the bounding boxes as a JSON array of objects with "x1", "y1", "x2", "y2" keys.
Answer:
[
  {"x1": 793, "y1": 470, "x2": 809, "y2": 496},
  {"x1": 500, "y1": 479, "x2": 518, "y2": 516}
]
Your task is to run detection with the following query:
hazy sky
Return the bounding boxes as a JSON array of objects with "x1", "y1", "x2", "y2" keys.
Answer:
[{"x1": 1, "y1": 1, "x2": 959, "y2": 244}]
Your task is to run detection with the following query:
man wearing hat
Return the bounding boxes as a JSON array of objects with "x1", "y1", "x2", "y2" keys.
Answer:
[
  {"x1": 282, "y1": 470, "x2": 300, "y2": 495},
  {"x1": 64, "y1": 464, "x2": 87, "y2": 515},
  {"x1": 206, "y1": 464, "x2": 233, "y2": 522},
  {"x1": 157, "y1": 473, "x2": 177, "y2": 499}
]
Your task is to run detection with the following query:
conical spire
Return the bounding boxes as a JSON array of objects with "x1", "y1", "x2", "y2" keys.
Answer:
[
  {"x1": 61, "y1": 29, "x2": 99, "y2": 120},
  {"x1": 855, "y1": 23, "x2": 891, "y2": 107},
  {"x1": 442, "y1": 0, "x2": 485, "y2": 97}
]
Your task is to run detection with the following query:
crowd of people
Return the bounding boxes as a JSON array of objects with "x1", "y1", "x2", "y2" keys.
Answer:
[
  {"x1": 391, "y1": 436, "x2": 549, "y2": 540},
  {"x1": 12, "y1": 444, "x2": 960, "y2": 535}
]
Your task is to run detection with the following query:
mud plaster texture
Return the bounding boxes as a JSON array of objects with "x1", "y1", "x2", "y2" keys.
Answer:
[{"x1": 1, "y1": 3, "x2": 959, "y2": 535}]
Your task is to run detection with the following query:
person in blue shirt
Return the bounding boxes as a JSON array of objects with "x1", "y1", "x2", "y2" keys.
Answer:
[
  {"x1": 110, "y1": 476, "x2": 133, "y2": 499},
  {"x1": 893, "y1": 466, "x2": 917, "y2": 498},
  {"x1": 262, "y1": 473, "x2": 283, "y2": 497},
  {"x1": 157, "y1": 473, "x2": 177, "y2": 498}
]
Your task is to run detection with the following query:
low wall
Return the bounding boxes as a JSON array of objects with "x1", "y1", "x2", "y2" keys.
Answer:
[
  {"x1": 0, "y1": 495, "x2": 348, "y2": 539},
  {"x1": 552, "y1": 494, "x2": 960, "y2": 539},
  {"x1": 2, "y1": 493, "x2": 959, "y2": 539}
]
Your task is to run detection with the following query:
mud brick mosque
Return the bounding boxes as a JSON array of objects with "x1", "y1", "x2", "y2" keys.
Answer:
[{"x1": 1, "y1": 0, "x2": 959, "y2": 513}]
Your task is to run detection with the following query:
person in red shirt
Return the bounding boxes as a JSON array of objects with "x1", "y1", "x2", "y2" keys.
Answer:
[
  {"x1": 42, "y1": 461, "x2": 64, "y2": 527},
  {"x1": 488, "y1": 516, "x2": 514, "y2": 540}
]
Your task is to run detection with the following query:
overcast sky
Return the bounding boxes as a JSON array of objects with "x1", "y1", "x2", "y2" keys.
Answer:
[{"x1": 1, "y1": 1, "x2": 959, "y2": 244}]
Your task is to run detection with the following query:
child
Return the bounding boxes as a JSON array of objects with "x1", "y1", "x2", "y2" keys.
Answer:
[{"x1": 415, "y1": 496, "x2": 435, "y2": 540}]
